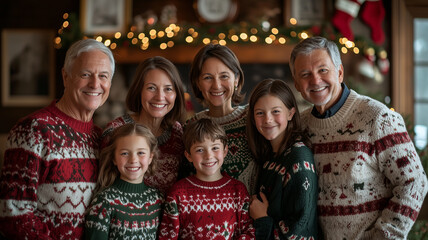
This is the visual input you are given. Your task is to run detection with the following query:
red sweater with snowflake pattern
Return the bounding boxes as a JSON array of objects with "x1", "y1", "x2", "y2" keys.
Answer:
[
  {"x1": 159, "y1": 174, "x2": 255, "y2": 240},
  {"x1": 0, "y1": 101, "x2": 101, "y2": 239}
]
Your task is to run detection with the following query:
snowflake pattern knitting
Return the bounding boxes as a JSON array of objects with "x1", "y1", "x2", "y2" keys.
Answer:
[
  {"x1": 302, "y1": 90, "x2": 428, "y2": 239},
  {"x1": 85, "y1": 178, "x2": 163, "y2": 239},
  {"x1": 0, "y1": 101, "x2": 101, "y2": 239},
  {"x1": 159, "y1": 174, "x2": 255, "y2": 240},
  {"x1": 186, "y1": 105, "x2": 258, "y2": 195},
  {"x1": 253, "y1": 142, "x2": 318, "y2": 239}
]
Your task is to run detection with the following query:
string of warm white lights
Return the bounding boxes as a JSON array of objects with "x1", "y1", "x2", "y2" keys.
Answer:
[{"x1": 54, "y1": 12, "x2": 387, "y2": 61}]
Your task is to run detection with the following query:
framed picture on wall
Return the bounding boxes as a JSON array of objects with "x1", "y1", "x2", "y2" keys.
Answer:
[
  {"x1": 1, "y1": 29, "x2": 55, "y2": 107},
  {"x1": 80, "y1": 0, "x2": 132, "y2": 35},
  {"x1": 284, "y1": 0, "x2": 325, "y2": 26}
]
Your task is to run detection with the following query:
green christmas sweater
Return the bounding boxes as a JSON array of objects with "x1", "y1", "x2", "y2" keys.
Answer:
[
  {"x1": 253, "y1": 142, "x2": 319, "y2": 239},
  {"x1": 85, "y1": 178, "x2": 164, "y2": 240}
]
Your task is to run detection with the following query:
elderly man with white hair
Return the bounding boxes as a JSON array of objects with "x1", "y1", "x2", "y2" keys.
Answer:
[
  {"x1": 0, "y1": 39, "x2": 115, "y2": 239},
  {"x1": 290, "y1": 36, "x2": 427, "y2": 239}
]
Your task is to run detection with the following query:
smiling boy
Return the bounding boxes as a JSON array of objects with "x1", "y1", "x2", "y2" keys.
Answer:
[{"x1": 159, "y1": 118, "x2": 255, "y2": 240}]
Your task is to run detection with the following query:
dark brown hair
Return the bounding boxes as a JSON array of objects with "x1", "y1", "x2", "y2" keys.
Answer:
[
  {"x1": 126, "y1": 56, "x2": 186, "y2": 128},
  {"x1": 189, "y1": 44, "x2": 245, "y2": 105},
  {"x1": 247, "y1": 79, "x2": 311, "y2": 162},
  {"x1": 183, "y1": 118, "x2": 228, "y2": 154}
]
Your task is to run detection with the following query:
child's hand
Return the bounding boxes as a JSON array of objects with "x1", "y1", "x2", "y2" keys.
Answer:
[{"x1": 249, "y1": 192, "x2": 269, "y2": 220}]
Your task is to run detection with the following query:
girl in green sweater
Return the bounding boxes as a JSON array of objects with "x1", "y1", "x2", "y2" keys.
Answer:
[
  {"x1": 85, "y1": 123, "x2": 164, "y2": 240},
  {"x1": 247, "y1": 79, "x2": 319, "y2": 239}
]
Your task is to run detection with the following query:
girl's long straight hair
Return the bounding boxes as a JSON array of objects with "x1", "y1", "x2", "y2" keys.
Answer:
[{"x1": 247, "y1": 78, "x2": 311, "y2": 163}]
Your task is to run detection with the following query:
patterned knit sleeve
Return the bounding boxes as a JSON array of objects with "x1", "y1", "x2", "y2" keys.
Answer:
[
  {"x1": 279, "y1": 144, "x2": 318, "y2": 239},
  {"x1": 159, "y1": 192, "x2": 181, "y2": 240},
  {"x1": 0, "y1": 118, "x2": 53, "y2": 239},
  {"x1": 371, "y1": 107, "x2": 428, "y2": 238},
  {"x1": 85, "y1": 192, "x2": 112, "y2": 239},
  {"x1": 235, "y1": 181, "x2": 256, "y2": 239}
]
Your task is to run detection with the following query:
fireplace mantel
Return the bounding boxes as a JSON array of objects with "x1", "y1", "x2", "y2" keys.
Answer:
[{"x1": 112, "y1": 44, "x2": 295, "y2": 64}]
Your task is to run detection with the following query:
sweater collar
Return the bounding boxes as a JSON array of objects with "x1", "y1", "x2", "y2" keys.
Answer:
[
  {"x1": 186, "y1": 173, "x2": 232, "y2": 189},
  {"x1": 196, "y1": 105, "x2": 247, "y2": 124},
  {"x1": 311, "y1": 83, "x2": 350, "y2": 119},
  {"x1": 304, "y1": 90, "x2": 359, "y2": 129},
  {"x1": 113, "y1": 178, "x2": 148, "y2": 193},
  {"x1": 49, "y1": 100, "x2": 96, "y2": 133}
]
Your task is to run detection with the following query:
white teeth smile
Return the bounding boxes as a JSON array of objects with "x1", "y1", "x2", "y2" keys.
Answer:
[
  {"x1": 312, "y1": 87, "x2": 327, "y2": 92},
  {"x1": 203, "y1": 162, "x2": 216, "y2": 167},
  {"x1": 85, "y1": 92, "x2": 101, "y2": 96},
  {"x1": 211, "y1": 92, "x2": 224, "y2": 96},
  {"x1": 152, "y1": 104, "x2": 166, "y2": 108},
  {"x1": 127, "y1": 167, "x2": 140, "y2": 171}
]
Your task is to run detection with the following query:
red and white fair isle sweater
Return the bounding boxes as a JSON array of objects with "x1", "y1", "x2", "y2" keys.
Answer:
[
  {"x1": 0, "y1": 101, "x2": 101, "y2": 240},
  {"x1": 187, "y1": 105, "x2": 258, "y2": 195},
  {"x1": 159, "y1": 174, "x2": 255, "y2": 240},
  {"x1": 302, "y1": 90, "x2": 428, "y2": 239}
]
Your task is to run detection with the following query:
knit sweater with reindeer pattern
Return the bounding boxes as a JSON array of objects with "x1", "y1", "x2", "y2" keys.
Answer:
[{"x1": 302, "y1": 90, "x2": 428, "y2": 239}]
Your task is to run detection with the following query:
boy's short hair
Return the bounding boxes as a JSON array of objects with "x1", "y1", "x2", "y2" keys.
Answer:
[{"x1": 183, "y1": 118, "x2": 228, "y2": 153}]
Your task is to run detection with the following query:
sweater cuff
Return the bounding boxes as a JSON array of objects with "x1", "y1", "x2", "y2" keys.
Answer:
[{"x1": 254, "y1": 216, "x2": 274, "y2": 240}]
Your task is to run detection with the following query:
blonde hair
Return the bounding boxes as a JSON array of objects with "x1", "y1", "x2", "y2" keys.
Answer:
[{"x1": 96, "y1": 123, "x2": 159, "y2": 193}]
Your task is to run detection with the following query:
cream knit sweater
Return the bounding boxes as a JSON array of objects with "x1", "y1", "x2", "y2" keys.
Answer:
[{"x1": 302, "y1": 90, "x2": 428, "y2": 239}]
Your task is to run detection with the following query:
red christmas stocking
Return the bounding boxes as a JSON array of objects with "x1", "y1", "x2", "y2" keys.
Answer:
[
  {"x1": 332, "y1": 0, "x2": 365, "y2": 41},
  {"x1": 361, "y1": 0, "x2": 385, "y2": 45}
]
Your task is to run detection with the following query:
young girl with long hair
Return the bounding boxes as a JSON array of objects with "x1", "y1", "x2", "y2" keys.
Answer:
[
  {"x1": 101, "y1": 56, "x2": 186, "y2": 194},
  {"x1": 85, "y1": 123, "x2": 163, "y2": 239},
  {"x1": 247, "y1": 79, "x2": 319, "y2": 239}
]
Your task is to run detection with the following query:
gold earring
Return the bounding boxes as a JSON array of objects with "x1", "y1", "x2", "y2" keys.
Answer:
[{"x1": 235, "y1": 86, "x2": 238, "y2": 91}]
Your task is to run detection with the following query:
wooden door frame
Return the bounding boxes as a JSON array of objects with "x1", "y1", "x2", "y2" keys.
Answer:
[{"x1": 392, "y1": 0, "x2": 428, "y2": 121}]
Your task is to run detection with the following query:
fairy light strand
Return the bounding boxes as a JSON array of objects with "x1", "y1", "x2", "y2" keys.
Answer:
[{"x1": 55, "y1": 12, "x2": 384, "y2": 59}]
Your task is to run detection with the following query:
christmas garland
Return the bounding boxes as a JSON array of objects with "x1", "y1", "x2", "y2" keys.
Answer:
[{"x1": 55, "y1": 12, "x2": 388, "y2": 72}]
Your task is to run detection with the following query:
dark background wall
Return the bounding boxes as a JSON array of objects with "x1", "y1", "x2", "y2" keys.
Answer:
[
  {"x1": 0, "y1": 0, "x2": 291, "y2": 132},
  {"x1": 0, "y1": 1, "x2": 78, "y2": 132},
  {"x1": 0, "y1": 0, "x2": 391, "y2": 132}
]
